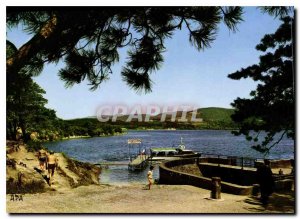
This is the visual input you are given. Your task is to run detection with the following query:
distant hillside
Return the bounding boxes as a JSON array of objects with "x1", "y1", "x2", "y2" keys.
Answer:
[
  {"x1": 193, "y1": 107, "x2": 236, "y2": 129},
  {"x1": 197, "y1": 107, "x2": 234, "y2": 123},
  {"x1": 64, "y1": 107, "x2": 237, "y2": 130},
  {"x1": 148, "y1": 107, "x2": 234, "y2": 123},
  {"x1": 67, "y1": 107, "x2": 235, "y2": 123}
]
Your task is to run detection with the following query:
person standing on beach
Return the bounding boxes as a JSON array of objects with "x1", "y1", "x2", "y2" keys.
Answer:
[
  {"x1": 256, "y1": 159, "x2": 275, "y2": 205},
  {"x1": 147, "y1": 166, "x2": 154, "y2": 190},
  {"x1": 47, "y1": 151, "x2": 58, "y2": 185},
  {"x1": 38, "y1": 148, "x2": 47, "y2": 171},
  {"x1": 141, "y1": 149, "x2": 146, "y2": 160}
]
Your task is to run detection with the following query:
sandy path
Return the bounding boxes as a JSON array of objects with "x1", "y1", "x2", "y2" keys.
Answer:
[{"x1": 6, "y1": 184, "x2": 294, "y2": 213}]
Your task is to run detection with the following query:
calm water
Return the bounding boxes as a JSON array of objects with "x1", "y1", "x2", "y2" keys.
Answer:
[{"x1": 45, "y1": 130, "x2": 294, "y2": 184}]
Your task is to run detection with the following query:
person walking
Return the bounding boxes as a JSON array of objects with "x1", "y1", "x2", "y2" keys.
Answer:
[
  {"x1": 256, "y1": 159, "x2": 275, "y2": 205},
  {"x1": 47, "y1": 151, "x2": 58, "y2": 185},
  {"x1": 38, "y1": 148, "x2": 47, "y2": 171}
]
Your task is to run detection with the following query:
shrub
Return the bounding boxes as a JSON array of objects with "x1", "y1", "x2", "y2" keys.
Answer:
[
  {"x1": 25, "y1": 140, "x2": 45, "y2": 152},
  {"x1": 6, "y1": 177, "x2": 46, "y2": 194}
]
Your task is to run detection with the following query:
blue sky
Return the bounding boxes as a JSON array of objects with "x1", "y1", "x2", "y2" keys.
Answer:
[{"x1": 7, "y1": 7, "x2": 283, "y2": 119}]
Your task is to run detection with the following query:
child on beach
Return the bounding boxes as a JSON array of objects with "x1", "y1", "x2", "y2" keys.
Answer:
[{"x1": 147, "y1": 166, "x2": 154, "y2": 190}]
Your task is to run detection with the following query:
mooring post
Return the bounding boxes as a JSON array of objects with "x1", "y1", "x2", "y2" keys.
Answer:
[
  {"x1": 211, "y1": 177, "x2": 221, "y2": 199},
  {"x1": 241, "y1": 157, "x2": 244, "y2": 170},
  {"x1": 252, "y1": 184, "x2": 260, "y2": 196}
]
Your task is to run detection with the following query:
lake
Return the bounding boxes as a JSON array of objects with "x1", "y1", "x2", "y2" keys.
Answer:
[{"x1": 45, "y1": 130, "x2": 294, "y2": 184}]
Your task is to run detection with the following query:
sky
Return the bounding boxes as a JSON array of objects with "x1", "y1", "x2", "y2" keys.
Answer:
[{"x1": 6, "y1": 7, "x2": 284, "y2": 119}]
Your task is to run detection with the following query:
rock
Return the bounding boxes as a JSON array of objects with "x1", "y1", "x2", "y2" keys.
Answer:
[
  {"x1": 6, "y1": 140, "x2": 101, "y2": 194},
  {"x1": 30, "y1": 132, "x2": 39, "y2": 140},
  {"x1": 6, "y1": 164, "x2": 48, "y2": 194}
]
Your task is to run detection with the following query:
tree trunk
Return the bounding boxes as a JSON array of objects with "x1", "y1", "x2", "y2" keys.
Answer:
[
  {"x1": 13, "y1": 121, "x2": 18, "y2": 140},
  {"x1": 19, "y1": 122, "x2": 27, "y2": 142},
  {"x1": 6, "y1": 12, "x2": 113, "y2": 76},
  {"x1": 6, "y1": 15, "x2": 58, "y2": 75},
  {"x1": 6, "y1": 121, "x2": 14, "y2": 140}
]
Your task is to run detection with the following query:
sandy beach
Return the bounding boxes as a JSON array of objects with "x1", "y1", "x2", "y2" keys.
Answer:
[{"x1": 7, "y1": 183, "x2": 294, "y2": 214}]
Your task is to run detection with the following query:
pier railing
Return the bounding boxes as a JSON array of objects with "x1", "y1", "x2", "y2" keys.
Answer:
[
  {"x1": 193, "y1": 153, "x2": 293, "y2": 173},
  {"x1": 193, "y1": 152, "x2": 260, "y2": 169}
]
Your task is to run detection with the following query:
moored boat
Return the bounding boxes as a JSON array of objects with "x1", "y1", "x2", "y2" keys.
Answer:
[{"x1": 149, "y1": 137, "x2": 197, "y2": 161}]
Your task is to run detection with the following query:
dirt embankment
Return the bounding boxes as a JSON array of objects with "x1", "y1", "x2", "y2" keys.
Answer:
[{"x1": 6, "y1": 140, "x2": 101, "y2": 194}]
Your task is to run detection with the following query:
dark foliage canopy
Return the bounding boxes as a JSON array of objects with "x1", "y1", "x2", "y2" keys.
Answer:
[
  {"x1": 6, "y1": 6, "x2": 246, "y2": 92},
  {"x1": 6, "y1": 7, "x2": 292, "y2": 93},
  {"x1": 228, "y1": 15, "x2": 295, "y2": 154}
]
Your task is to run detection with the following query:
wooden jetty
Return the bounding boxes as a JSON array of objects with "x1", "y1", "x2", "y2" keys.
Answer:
[
  {"x1": 127, "y1": 138, "x2": 149, "y2": 171},
  {"x1": 128, "y1": 155, "x2": 149, "y2": 171},
  {"x1": 95, "y1": 162, "x2": 129, "y2": 166}
]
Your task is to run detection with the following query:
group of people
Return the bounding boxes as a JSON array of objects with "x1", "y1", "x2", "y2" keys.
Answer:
[{"x1": 37, "y1": 149, "x2": 58, "y2": 185}]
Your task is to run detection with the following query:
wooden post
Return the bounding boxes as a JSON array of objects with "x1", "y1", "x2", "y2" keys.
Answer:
[
  {"x1": 252, "y1": 184, "x2": 260, "y2": 196},
  {"x1": 241, "y1": 157, "x2": 244, "y2": 170},
  {"x1": 211, "y1": 177, "x2": 221, "y2": 199}
]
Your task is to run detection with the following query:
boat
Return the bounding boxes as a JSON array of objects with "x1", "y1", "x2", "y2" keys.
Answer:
[{"x1": 149, "y1": 137, "x2": 197, "y2": 161}]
